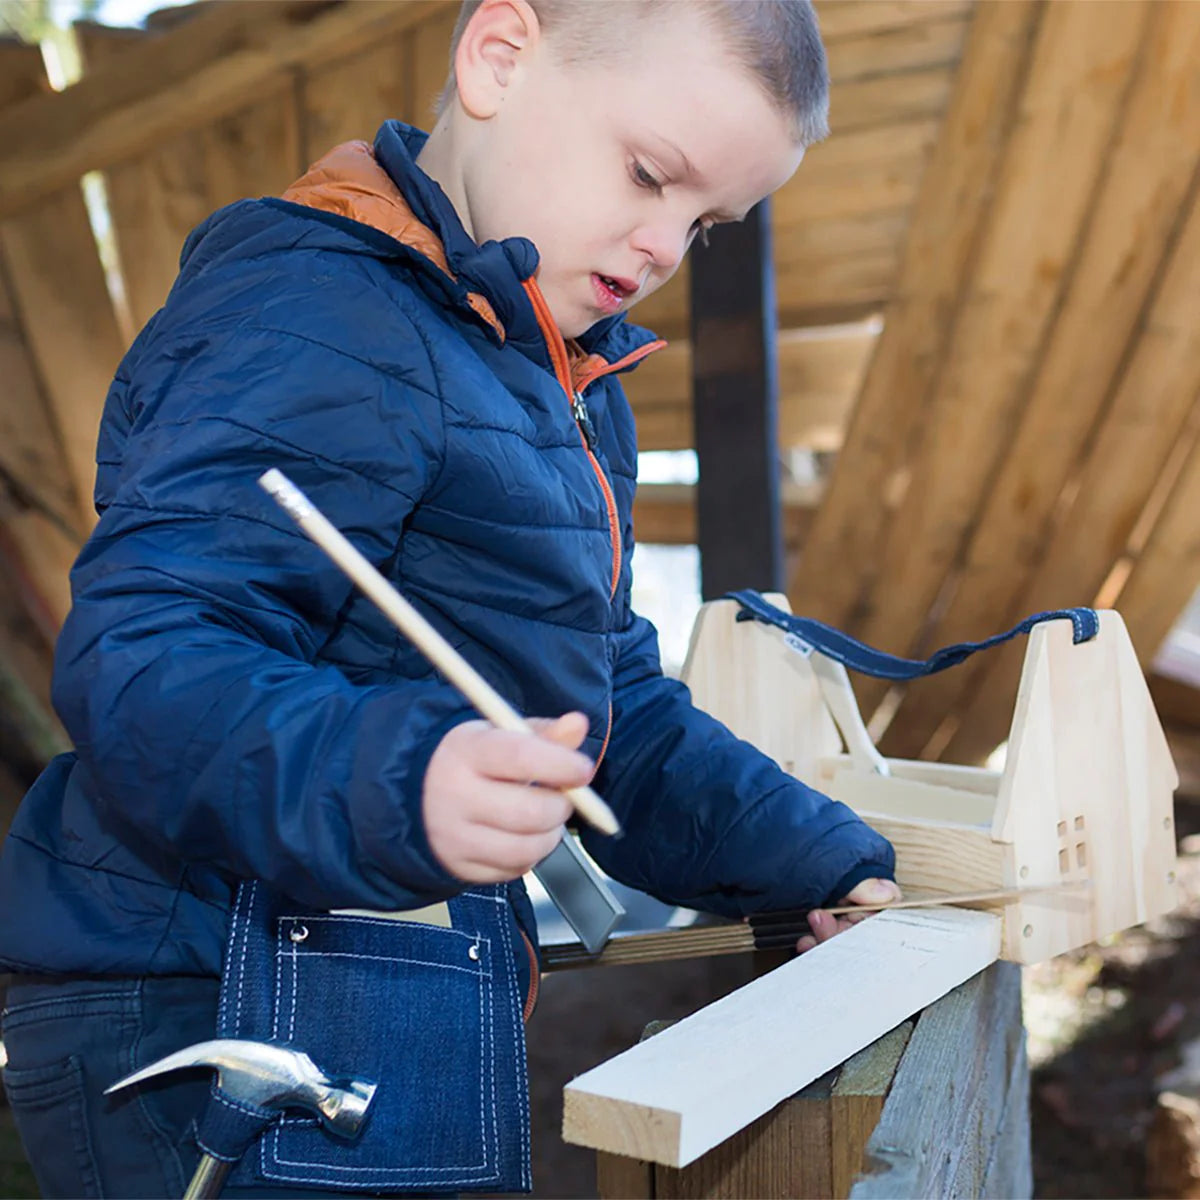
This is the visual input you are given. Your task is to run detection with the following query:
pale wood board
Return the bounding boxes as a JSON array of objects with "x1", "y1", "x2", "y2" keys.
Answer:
[
  {"x1": 0, "y1": 0, "x2": 445, "y2": 220},
  {"x1": 880, "y1": 0, "x2": 1200, "y2": 759},
  {"x1": 850, "y1": 962, "x2": 1028, "y2": 1199},
  {"x1": 788, "y1": 0, "x2": 1042, "y2": 625},
  {"x1": 562, "y1": 907, "x2": 1002, "y2": 1168},
  {"x1": 680, "y1": 596, "x2": 842, "y2": 788},
  {"x1": 829, "y1": 66, "x2": 954, "y2": 133},
  {"x1": 846, "y1": 0, "x2": 1153, "y2": 721},
  {"x1": 944, "y1": 185, "x2": 1200, "y2": 764}
]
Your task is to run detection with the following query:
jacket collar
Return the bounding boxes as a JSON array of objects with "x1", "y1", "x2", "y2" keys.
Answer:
[{"x1": 281, "y1": 120, "x2": 660, "y2": 372}]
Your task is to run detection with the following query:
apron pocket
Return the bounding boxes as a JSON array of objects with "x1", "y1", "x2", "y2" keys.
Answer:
[{"x1": 249, "y1": 910, "x2": 514, "y2": 1192}]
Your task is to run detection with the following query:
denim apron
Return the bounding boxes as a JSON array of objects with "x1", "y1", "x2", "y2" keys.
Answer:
[{"x1": 216, "y1": 880, "x2": 532, "y2": 1193}]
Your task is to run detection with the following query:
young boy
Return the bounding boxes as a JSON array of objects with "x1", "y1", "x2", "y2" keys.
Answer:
[{"x1": 0, "y1": 1, "x2": 898, "y2": 1194}]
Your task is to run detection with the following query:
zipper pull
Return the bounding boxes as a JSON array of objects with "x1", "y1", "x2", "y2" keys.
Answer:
[{"x1": 572, "y1": 391, "x2": 598, "y2": 451}]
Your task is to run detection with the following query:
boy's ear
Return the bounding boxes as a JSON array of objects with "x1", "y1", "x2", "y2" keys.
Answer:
[{"x1": 454, "y1": 0, "x2": 541, "y2": 120}]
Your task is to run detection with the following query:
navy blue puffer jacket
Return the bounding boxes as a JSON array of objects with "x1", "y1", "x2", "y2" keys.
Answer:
[{"x1": 0, "y1": 122, "x2": 893, "y2": 979}]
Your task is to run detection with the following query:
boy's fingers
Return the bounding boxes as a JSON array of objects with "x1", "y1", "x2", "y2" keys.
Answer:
[
  {"x1": 470, "y1": 727, "x2": 593, "y2": 787},
  {"x1": 468, "y1": 781, "x2": 572, "y2": 834},
  {"x1": 459, "y1": 826, "x2": 563, "y2": 878},
  {"x1": 843, "y1": 877, "x2": 902, "y2": 907},
  {"x1": 526, "y1": 711, "x2": 590, "y2": 750}
]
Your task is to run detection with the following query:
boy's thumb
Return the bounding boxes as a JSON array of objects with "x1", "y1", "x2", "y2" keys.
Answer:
[{"x1": 528, "y1": 711, "x2": 590, "y2": 750}]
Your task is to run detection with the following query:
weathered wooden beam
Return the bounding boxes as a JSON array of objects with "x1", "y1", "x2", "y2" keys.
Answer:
[
  {"x1": 627, "y1": 325, "x2": 877, "y2": 453},
  {"x1": 689, "y1": 202, "x2": 782, "y2": 598},
  {"x1": 1113, "y1": 421, "x2": 1200, "y2": 672},
  {"x1": 823, "y1": 12, "x2": 970, "y2": 82},
  {"x1": 0, "y1": 0, "x2": 444, "y2": 220},
  {"x1": 943, "y1": 188, "x2": 1200, "y2": 764},
  {"x1": 563, "y1": 908, "x2": 1002, "y2": 1169},
  {"x1": 788, "y1": 0, "x2": 1042, "y2": 628},
  {"x1": 847, "y1": 0, "x2": 1151, "y2": 722},
  {"x1": 881, "y1": 0, "x2": 1200, "y2": 758},
  {"x1": 814, "y1": 0, "x2": 973, "y2": 44},
  {"x1": 632, "y1": 482, "x2": 819, "y2": 549},
  {"x1": 850, "y1": 962, "x2": 1029, "y2": 1199}
]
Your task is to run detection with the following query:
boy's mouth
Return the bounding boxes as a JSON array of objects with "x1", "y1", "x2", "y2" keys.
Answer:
[{"x1": 592, "y1": 273, "x2": 637, "y2": 313}]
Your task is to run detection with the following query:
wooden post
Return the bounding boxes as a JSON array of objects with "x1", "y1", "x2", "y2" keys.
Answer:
[
  {"x1": 592, "y1": 964, "x2": 1029, "y2": 1200},
  {"x1": 689, "y1": 200, "x2": 783, "y2": 599}
]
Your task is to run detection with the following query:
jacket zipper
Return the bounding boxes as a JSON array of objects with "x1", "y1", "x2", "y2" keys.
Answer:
[
  {"x1": 519, "y1": 279, "x2": 663, "y2": 601},
  {"x1": 519, "y1": 279, "x2": 663, "y2": 776}
]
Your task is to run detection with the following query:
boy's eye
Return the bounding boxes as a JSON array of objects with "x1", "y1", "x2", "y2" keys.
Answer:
[{"x1": 632, "y1": 161, "x2": 664, "y2": 193}]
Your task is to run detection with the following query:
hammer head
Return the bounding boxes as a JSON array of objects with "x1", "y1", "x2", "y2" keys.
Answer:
[{"x1": 105, "y1": 1039, "x2": 376, "y2": 1138}]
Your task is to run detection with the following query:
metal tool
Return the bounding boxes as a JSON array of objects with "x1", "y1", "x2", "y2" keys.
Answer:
[{"x1": 105, "y1": 1038, "x2": 377, "y2": 1199}]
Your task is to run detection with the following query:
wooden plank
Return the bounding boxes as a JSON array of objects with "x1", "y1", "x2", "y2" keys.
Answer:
[
  {"x1": 843, "y1": 0, "x2": 1153, "y2": 722},
  {"x1": 690, "y1": 202, "x2": 782, "y2": 598},
  {"x1": 824, "y1": 15, "x2": 970, "y2": 84},
  {"x1": 0, "y1": 0, "x2": 445, "y2": 220},
  {"x1": 412, "y1": 5, "x2": 460, "y2": 128},
  {"x1": 562, "y1": 907, "x2": 1002, "y2": 1168},
  {"x1": 654, "y1": 1073, "x2": 837, "y2": 1200},
  {"x1": 596, "y1": 1150, "x2": 655, "y2": 1200},
  {"x1": 829, "y1": 66, "x2": 955, "y2": 133},
  {"x1": 300, "y1": 28, "x2": 420, "y2": 157},
  {"x1": 944, "y1": 188, "x2": 1200, "y2": 764},
  {"x1": 816, "y1": 1, "x2": 973, "y2": 43},
  {"x1": 787, "y1": 0, "x2": 1042, "y2": 627},
  {"x1": 850, "y1": 962, "x2": 1027, "y2": 1199},
  {"x1": 830, "y1": 1023, "x2": 912, "y2": 1198},
  {"x1": 83, "y1": 24, "x2": 304, "y2": 327},
  {"x1": 632, "y1": 482, "x2": 817, "y2": 550},
  {"x1": 1114, "y1": 421, "x2": 1200, "y2": 670},
  {"x1": 880, "y1": 0, "x2": 1200, "y2": 758},
  {"x1": 627, "y1": 325, "x2": 877, "y2": 454},
  {"x1": 773, "y1": 117, "x2": 940, "y2": 226}
]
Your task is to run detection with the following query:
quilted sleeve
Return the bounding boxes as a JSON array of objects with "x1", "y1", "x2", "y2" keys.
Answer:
[{"x1": 54, "y1": 317, "x2": 473, "y2": 911}]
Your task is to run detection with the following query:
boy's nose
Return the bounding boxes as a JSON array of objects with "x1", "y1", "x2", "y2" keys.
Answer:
[{"x1": 631, "y1": 223, "x2": 690, "y2": 273}]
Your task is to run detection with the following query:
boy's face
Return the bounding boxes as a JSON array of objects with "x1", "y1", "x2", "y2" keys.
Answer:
[{"x1": 454, "y1": 4, "x2": 806, "y2": 339}]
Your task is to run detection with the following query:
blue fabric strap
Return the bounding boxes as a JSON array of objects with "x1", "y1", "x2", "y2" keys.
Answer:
[{"x1": 727, "y1": 589, "x2": 1099, "y2": 681}]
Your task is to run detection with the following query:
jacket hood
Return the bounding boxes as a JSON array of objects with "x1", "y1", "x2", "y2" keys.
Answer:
[{"x1": 180, "y1": 120, "x2": 660, "y2": 373}]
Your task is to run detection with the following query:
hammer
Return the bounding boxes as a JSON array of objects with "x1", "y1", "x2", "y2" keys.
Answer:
[{"x1": 105, "y1": 1038, "x2": 377, "y2": 1199}]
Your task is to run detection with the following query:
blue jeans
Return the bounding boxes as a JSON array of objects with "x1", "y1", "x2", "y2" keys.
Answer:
[
  {"x1": 2, "y1": 973, "x2": 370, "y2": 1197},
  {"x1": 0, "y1": 969, "x2": 497, "y2": 1198}
]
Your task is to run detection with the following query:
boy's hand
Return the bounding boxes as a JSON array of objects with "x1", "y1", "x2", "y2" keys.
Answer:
[
  {"x1": 423, "y1": 712, "x2": 593, "y2": 883},
  {"x1": 796, "y1": 877, "x2": 903, "y2": 953}
]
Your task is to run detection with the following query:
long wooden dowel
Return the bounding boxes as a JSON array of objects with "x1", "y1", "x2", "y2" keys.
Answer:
[
  {"x1": 259, "y1": 469, "x2": 622, "y2": 837},
  {"x1": 818, "y1": 878, "x2": 1091, "y2": 916}
]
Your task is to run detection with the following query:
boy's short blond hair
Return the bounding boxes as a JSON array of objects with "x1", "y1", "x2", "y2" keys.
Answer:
[{"x1": 436, "y1": 0, "x2": 830, "y2": 146}]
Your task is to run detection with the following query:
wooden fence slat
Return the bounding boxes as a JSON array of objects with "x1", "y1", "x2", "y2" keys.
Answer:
[
  {"x1": 411, "y1": 7, "x2": 459, "y2": 129},
  {"x1": 881, "y1": 0, "x2": 1200, "y2": 758},
  {"x1": 787, "y1": 0, "x2": 1042, "y2": 627},
  {"x1": 632, "y1": 483, "x2": 817, "y2": 550},
  {"x1": 844, "y1": 0, "x2": 1152, "y2": 721},
  {"x1": 0, "y1": 0, "x2": 446, "y2": 220},
  {"x1": 943, "y1": 190, "x2": 1200, "y2": 764}
]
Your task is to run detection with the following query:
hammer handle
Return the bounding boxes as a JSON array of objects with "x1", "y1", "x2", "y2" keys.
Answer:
[{"x1": 183, "y1": 1154, "x2": 230, "y2": 1200}]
